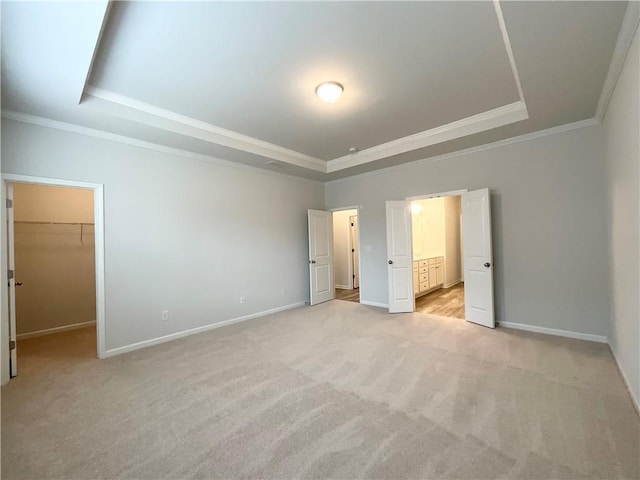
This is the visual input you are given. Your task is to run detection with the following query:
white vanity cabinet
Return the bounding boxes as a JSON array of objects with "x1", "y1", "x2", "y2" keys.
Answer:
[{"x1": 413, "y1": 256, "x2": 444, "y2": 296}]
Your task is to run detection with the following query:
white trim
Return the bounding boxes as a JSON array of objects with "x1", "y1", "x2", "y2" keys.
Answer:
[
  {"x1": 493, "y1": 0, "x2": 526, "y2": 104},
  {"x1": 498, "y1": 321, "x2": 607, "y2": 344},
  {"x1": 0, "y1": 111, "x2": 323, "y2": 187},
  {"x1": 594, "y1": 2, "x2": 640, "y2": 122},
  {"x1": 83, "y1": 87, "x2": 327, "y2": 172},
  {"x1": 335, "y1": 285, "x2": 351, "y2": 290},
  {"x1": 608, "y1": 343, "x2": 640, "y2": 413},
  {"x1": 326, "y1": 101, "x2": 528, "y2": 172},
  {"x1": 325, "y1": 118, "x2": 600, "y2": 186},
  {"x1": 407, "y1": 189, "x2": 468, "y2": 201},
  {"x1": 328, "y1": 205, "x2": 363, "y2": 212},
  {"x1": 17, "y1": 321, "x2": 96, "y2": 340},
  {"x1": 360, "y1": 300, "x2": 388, "y2": 309},
  {"x1": 1, "y1": 174, "x2": 107, "y2": 359},
  {"x1": 77, "y1": 2, "x2": 111, "y2": 104},
  {"x1": 444, "y1": 279, "x2": 463, "y2": 289},
  {"x1": 103, "y1": 301, "x2": 307, "y2": 358}
]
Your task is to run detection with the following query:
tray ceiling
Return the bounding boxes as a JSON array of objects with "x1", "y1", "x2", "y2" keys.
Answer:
[{"x1": 0, "y1": 1, "x2": 631, "y2": 180}]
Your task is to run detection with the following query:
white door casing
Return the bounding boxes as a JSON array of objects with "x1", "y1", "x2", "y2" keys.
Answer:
[
  {"x1": 350, "y1": 215, "x2": 359, "y2": 289},
  {"x1": 6, "y1": 184, "x2": 17, "y2": 377},
  {"x1": 462, "y1": 188, "x2": 495, "y2": 328},
  {"x1": 308, "y1": 209, "x2": 334, "y2": 306},
  {"x1": 386, "y1": 201, "x2": 415, "y2": 313}
]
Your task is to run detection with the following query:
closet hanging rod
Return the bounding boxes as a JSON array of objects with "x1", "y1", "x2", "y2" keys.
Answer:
[{"x1": 13, "y1": 221, "x2": 94, "y2": 226}]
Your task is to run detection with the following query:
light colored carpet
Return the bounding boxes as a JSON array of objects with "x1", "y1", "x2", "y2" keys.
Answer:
[{"x1": 2, "y1": 301, "x2": 638, "y2": 479}]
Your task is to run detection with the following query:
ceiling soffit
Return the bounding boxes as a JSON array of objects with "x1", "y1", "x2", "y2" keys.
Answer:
[{"x1": 81, "y1": 1, "x2": 527, "y2": 174}]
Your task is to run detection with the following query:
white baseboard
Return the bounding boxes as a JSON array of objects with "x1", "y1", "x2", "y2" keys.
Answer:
[
  {"x1": 335, "y1": 284, "x2": 351, "y2": 290},
  {"x1": 17, "y1": 321, "x2": 96, "y2": 339},
  {"x1": 361, "y1": 300, "x2": 388, "y2": 308},
  {"x1": 498, "y1": 321, "x2": 608, "y2": 343},
  {"x1": 608, "y1": 344, "x2": 640, "y2": 414},
  {"x1": 444, "y1": 279, "x2": 463, "y2": 289},
  {"x1": 103, "y1": 301, "x2": 307, "y2": 358}
]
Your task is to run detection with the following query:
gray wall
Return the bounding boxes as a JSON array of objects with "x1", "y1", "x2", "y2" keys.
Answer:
[
  {"x1": 1, "y1": 119, "x2": 325, "y2": 352},
  {"x1": 326, "y1": 125, "x2": 610, "y2": 336},
  {"x1": 603, "y1": 27, "x2": 639, "y2": 406}
]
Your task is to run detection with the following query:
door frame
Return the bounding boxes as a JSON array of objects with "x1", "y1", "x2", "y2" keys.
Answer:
[
  {"x1": 405, "y1": 189, "x2": 468, "y2": 314},
  {"x1": 328, "y1": 205, "x2": 362, "y2": 303},
  {"x1": 1, "y1": 174, "x2": 107, "y2": 380}
]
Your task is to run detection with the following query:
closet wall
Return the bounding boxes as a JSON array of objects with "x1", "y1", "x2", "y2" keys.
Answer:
[{"x1": 13, "y1": 184, "x2": 96, "y2": 336}]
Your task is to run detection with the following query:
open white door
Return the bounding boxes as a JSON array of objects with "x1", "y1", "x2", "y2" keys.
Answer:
[
  {"x1": 350, "y1": 215, "x2": 359, "y2": 289},
  {"x1": 385, "y1": 201, "x2": 415, "y2": 313},
  {"x1": 6, "y1": 184, "x2": 17, "y2": 376},
  {"x1": 308, "y1": 209, "x2": 334, "y2": 306},
  {"x1": 462, "y1": 188, "x2": 495, "y2": 328}
]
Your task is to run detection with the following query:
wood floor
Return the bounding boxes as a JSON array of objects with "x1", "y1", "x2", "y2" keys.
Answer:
[
  {"x1": 415, "y1": 282, "x2": 465, "y2": 319},
  {"x1": 335, "y1": 287, "x2": 359, "y2": 303}
]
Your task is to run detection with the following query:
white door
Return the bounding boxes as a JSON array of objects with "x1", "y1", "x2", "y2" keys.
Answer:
[
  {"x1": 6, "y1": 184, "x2": 17, "y2": 376},
  {"x1": 462, "y1": 188, "x2": 495, "y2": 328},
  {"x1": 349, "y1": 215, "x2": 359, "y2": 289},
  {"x1": 386, "y1": 201, "x2": 415, "y2": 313},
  {"x1": 308, "y1": 209, "x2": 334, "y2": 306}
]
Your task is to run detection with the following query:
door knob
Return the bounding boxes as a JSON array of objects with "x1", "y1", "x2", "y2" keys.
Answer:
[
  {"x1": 484, "y1": 262, "x2": 491, "y2": 268},
  {"x1": 388, "y1": 260, "x2": 393, "y2": 265},
  {"x1": 15, "y1": 282, "x2": 23, "y2": 286}
]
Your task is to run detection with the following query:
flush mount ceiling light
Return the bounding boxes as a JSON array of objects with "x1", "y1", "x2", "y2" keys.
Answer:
[{"x1": 315, "y1": 81, "x2": 344, "y2": 103}]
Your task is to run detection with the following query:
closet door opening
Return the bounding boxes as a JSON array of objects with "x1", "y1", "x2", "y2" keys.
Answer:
[
  {"x1": 332, "y1": 208, "x2": 361, "y2": 304},
  {"x1": 3, "y1": 176, "x2": 106, "y2": 381}
]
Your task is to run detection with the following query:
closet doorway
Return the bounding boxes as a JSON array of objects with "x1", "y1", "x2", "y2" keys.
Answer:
[
  {"x1": 410, "y1": 195, "x2": 464, "y2": 319},
  {"x1": 3, "y1": 175, "x2": 106, "y2": 379},
  {"x1": 332, "y1": 208, "x2": 360, "y2": 303}
]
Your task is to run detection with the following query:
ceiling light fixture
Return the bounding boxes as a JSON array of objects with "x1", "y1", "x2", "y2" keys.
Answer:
[{"x1": 315, "y1": 81, "x2": 344, "y2": 103}]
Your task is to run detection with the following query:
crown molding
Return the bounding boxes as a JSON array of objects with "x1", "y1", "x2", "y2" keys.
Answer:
[
  {"x1": 326, "y1": 101, "x2": 528, "y2": 173},
  {"x1": 0, "y1": 110, "x2": 323, "y2": 186},
  {"x1": 595, "y1": 1, "x2": 640, "y2": 122},
  {"x1": 82, "y1": 86, "x2": 328, "y2": 173},
  {"x1": 493, "y1": 0, "x2": 526, "y2": 104},
  {"x1": 325, "y1": 117, "x2": 599, "y2": 186},
  {"x1": 77, "y1": 1, "x2": 112, "y2": 104}
]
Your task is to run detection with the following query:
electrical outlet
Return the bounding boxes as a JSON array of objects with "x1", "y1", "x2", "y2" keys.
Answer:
[
  {"x1": 240, "y1": 296, "x2": 246, "y2": 304},
  {"x1": 281, "y1": 288, "x2": 286, "y2": 296},
  {"x1": 161, "y1": 310, "x2": 169, "y2": 321}
]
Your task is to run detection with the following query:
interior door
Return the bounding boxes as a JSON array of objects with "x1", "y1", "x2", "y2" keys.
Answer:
[
  {"x1": 349, "y1": 215, "x2": 359, "y2": 289},
  {"x1": 462, "y1": 188, "x2": 495, "y2": 328},
  {"x1": 386, "y1": 201, "x2": 415, "y2": 313},
  {"x1": 6, "y1": 184, "x2": 17, "y2": 376},
  {"x1": 308, "y1": 209, "x2": 334, "y2": 306}
]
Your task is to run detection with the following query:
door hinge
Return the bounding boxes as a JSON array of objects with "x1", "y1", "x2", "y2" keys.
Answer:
[
  {"x1": 9, "y1": 340, "x2": 16, "y2": 350},
  {"x1": 8, "y1": 270, "x2": 14, "y2": 280},
  {"x1": 6, "y1": 199, "x2": 12, "y2": 208}
]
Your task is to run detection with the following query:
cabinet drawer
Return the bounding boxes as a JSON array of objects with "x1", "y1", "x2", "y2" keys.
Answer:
[
  {"x1": 419, "y1": 281, "x2": 430, "y2": 291},
  {"x1": 418, "y1": 259, "x2": 428, "y2": 268},
  {"x1": 419, "y1": 273, "x2": 429, "y2": 283},
  {"x1": 419, "y1": 267, "x2": 428, "y2": 274}
]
